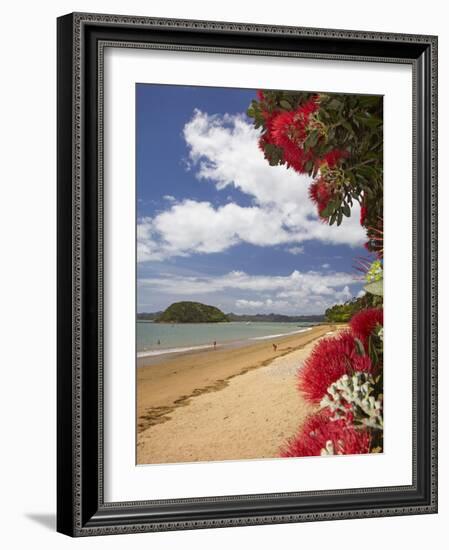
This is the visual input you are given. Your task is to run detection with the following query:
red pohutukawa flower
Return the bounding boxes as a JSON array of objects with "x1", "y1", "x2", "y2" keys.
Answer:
[
  {"x1": 309, "y1": 178, "x2": 332, "y2": 219},
  {"x1": 322, "y1": 149, "x2": 348, "y2": 169},
  {"x1": 280, "y1": 410, "x2": 371, "y2": 457},
  {"x1": 266, "y1": 98, "x2": 320, "y2": 172},
  {"x1": 257, "y1": 96, "x2": 350, "y2": 176},
  {"x1": 282, "y1": 139, "x2": 316, "y2": 173},
  {"x1": 261, "y1": 109, "x2": 278, "y2": 136},
  {"x1": 349, "y1": 308, "x2": 383, "y2": 347},
  {"x1": 298, "y1": 331, "x2": 372, "y2": 403},
  {"x1": 270, "y1": 110, "x2": 301, "y2": 147}
]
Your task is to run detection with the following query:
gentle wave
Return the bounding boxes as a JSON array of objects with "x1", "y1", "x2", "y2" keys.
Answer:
[
  {"x1": 249, "y1": 327, "x2": 313, "y2": 341},
  {"x1": 137, "y1": 343, "x2": 216, "y2": 358}
]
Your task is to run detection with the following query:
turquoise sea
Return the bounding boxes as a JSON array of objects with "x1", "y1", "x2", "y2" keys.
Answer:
[{"x1": 137, "y1": 321, "x2": 316, "y2": 358}]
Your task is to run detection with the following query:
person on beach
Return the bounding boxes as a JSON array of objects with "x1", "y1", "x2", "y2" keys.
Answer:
[
  {"x1": 272, "y1": 343, "x2": 278, "y2": 352},
  {"x1": 213, "y1": 341, "x2": 217, "y2": 349},
  {"x1": 157, "y1": 339, "x2": 160, "y2": 345}
]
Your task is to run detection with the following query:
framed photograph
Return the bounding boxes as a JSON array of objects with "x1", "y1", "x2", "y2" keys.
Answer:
[{"x1": 57, "y1": 12, "x2": 438, "y2": 536}]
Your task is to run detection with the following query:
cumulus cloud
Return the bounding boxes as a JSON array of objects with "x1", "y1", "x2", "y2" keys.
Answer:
[
  {"x1": 137, "y1": 110, "x2": 365, "y2": 262},
  {"x1": 138, "y1": 269, "x2": 359, "y2": 314}
]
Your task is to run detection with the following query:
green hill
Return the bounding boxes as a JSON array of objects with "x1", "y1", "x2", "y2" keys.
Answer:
[{"x1": 156, "y1": 301, "x2": 229, "y2": 323}]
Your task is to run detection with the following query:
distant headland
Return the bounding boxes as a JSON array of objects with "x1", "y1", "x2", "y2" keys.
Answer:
[
  {"x1": 137, "y1": 303, "x2": 325, "y2": 323},
  {"x1": 152, "y1": 301, "x2": 229, "y2": 323}
]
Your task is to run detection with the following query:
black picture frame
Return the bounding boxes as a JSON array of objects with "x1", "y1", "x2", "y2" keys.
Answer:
[{"x1": 57, "y1": 12, "x2": 438, "y2": 537}]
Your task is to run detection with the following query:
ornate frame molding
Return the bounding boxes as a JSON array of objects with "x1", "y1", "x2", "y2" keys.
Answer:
[{"x1": 57, "y1": 12, "x2": 437, "y2": 537}]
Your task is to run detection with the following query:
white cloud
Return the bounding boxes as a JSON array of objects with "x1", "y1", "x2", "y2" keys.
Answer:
[
  {"x1": 286, "y1": 246, "x2": 305, "y2": 255},
  {"x1": 138, "y1": 269, "x2": 360, "y2": 314},
  {"x1": 235, "y1": 298, "x2": 290, "y2": 311},
  {"x1": 322, "y1": 263, "x2": 330, "y2": 268},
  {"x1": 163, "y1": 194, "x2": 176, "y2": 202},
  {"x1": 137, "y1": 110, "x2": 365, "y2": 262}
]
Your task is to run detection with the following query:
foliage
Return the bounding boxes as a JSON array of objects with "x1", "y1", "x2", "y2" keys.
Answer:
[
  {"x1": 280, "y1": 410, "x2": 372, "y2": 457},
  {"x1": 320, "y1": 372, "x2": 383, "y2": 430},
  {"x1": 325, "y1": 293, "x2": 382, "y2": 323},
  {"x1": 298, "y1": 331, "x2": 373, "y2": 403},
  {"x1": 349, "y1": 307, "x2": 383, "y2": 348},
  {"x1": 288, "y1": 307, "x2": 384, "y2": 456},
  {"x1": 246, "y1": 88, "x2": 386, "y2": 456},
  {"x1": 156, "y1": 301, "x2": 229, "y2": 323},
  {"x1": 247, "y1": 90, "x2": 383, "y2": 253},
  {"x1": 365, "y1": 260, "x2": 383, "y2": 283},
  {"x1": 358, "y1": 258, "x2": 384, "y2": 296},
  {"x1": 365, "y1": 280, "x2": 383, "y2": 297}
]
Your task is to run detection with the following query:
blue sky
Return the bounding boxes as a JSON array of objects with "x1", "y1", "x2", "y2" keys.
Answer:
[{"x1": 136, "y1": 84, "x2": 366, "y2": 314}]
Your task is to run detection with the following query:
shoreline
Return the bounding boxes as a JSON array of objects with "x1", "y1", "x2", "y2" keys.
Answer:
[
  {"x1": 137, "y1": 323, "x2": 343, "y2": 464},
  {"x1": 136, "y1": 323, "x2": 317, "y2": 363}
]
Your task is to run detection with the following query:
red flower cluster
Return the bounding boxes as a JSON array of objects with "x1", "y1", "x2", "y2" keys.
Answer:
[
  {"x1": 270, "y1": 98, "x2": 319, "y2": 146},
  {"x1": 350, "y1": 308, "x2": 383, "y2": 348},
  {"x1": 298, "y1": 331, "x2": 372, "y2": 403},
  {"x1": 259, "y1": 97, "x2": 320, "y2": 173},
  {"x1": 280, "y1": 410, "x2": 371, "y2": 457},
  {"x1": 256, "y1": 92, "x2": 353, "y2": 222},
  {"x1": 257, "y1": 94, "x2": 349, "y2": 177},
  {"x1": 322, "y1": 149, "x2": 348, "y2": 169},
  {"x1": 309, "y1": 177, "x2": 332, "y2": 219}
]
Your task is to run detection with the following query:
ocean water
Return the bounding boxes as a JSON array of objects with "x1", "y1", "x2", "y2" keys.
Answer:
[{"x1": 137, "y1": 321, "x2": 316, "y2": 358}]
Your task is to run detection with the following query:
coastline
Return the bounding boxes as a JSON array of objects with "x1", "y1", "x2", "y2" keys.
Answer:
[
  {"x1": 136, "y1": 323, "x2": 317, "y2": 362},
  {"x1": 137, "y1": 323, "x2": 343, "y2": 464}
]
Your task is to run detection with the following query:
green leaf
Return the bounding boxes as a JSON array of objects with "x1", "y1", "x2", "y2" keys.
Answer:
[
  {"x1": 360, "y1": 116, "x2": 382, "y2": 128},
  {"x1": 327, "y1": 98, "x2": 342, "y2": 110},
  {"x1": 304, "y1": 130, "x2": 320, "y2": 152},
  {"x1": 310, "y1": 130, "x2": 320, "y2": 147},
  {"x1": 280, "y1": 99, "x2": 292, "y2": 110},
  {"x1": 342, "y1": 203, "x2": 351, "y2": 217},
  {"x1": 358, "y1": 165, "x2": 378, "y2": 179},
  {"x1": 340, "y1": 120, "x2": 354, "y2": 135},
  {"x1": 320, "y1": 200, "x2": 337, "y2": 218},
  {"x1": 364, "y1": 279, "x2": 383, "y2": 297},
  {"x1": 305, "y1": 160, "x2": 314, "y2": 173},
  {"x1": 354, "y1": 337, "x2": 365, "y2": 356}
]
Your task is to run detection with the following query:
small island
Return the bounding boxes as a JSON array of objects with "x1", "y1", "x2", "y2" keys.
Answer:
[{"x1": 155, "y1": 301, "x2": 229, "y2": 323}]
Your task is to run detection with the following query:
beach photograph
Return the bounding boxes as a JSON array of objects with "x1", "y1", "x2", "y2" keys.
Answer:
[{"x1": 136, "y1": 84, "x2": 384, "y2": 464}]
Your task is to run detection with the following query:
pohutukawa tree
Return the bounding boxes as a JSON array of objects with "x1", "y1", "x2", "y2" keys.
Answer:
[
  {"x1": 247, "y1": 90, "x2": 383, "y2": 256},
  {"x1": 247, "y1": 90, "x2": 385, "y2": 456}
]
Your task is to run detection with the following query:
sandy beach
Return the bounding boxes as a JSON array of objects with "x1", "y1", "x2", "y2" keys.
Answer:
[{"x1": 137, "y1": 324, "x2": 341, "y2": 464}]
